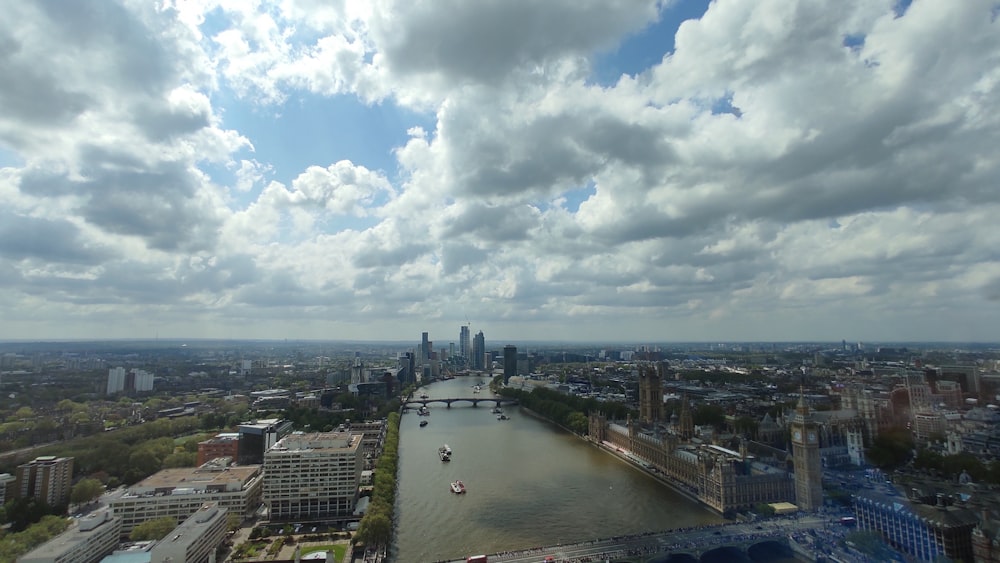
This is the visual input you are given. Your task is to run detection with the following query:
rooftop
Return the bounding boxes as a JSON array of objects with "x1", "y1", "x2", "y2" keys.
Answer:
[{"x1": 123, "y1": 464, "x2": 261, "y2": 495}]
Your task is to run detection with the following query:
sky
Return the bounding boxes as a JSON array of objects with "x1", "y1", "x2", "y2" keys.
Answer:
[{"x1": 1, "y1": 0, "x2": 999, "y2": 344}]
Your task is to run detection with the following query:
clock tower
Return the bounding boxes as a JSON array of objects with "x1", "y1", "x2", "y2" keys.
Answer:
[{"x1": 791, "y1": 389, "x2": 823, "y2": 511}]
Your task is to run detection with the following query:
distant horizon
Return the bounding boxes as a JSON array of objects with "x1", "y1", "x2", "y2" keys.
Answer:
[{"x1": 0, "y1": 336, "x2": 996, "y2": 348}]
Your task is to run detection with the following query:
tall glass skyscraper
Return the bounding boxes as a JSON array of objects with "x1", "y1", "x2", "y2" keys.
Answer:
[
  {"x1": 472, "y1": 330, "x2": 485, "y2": 370},
  {"x1": 459, "y1": 325, "x2": 470, "y2": 365}
]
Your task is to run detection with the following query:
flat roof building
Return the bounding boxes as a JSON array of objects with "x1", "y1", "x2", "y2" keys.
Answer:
[
  {"x1": 17, "y1": 456, "x2": 73, "y2": 509},
  {"x1": 148, "y1": 503, "x2": 227, "y2": 563},
  {"x1": 18, "y1": 510, "x2": 121, "y2": 563},
  {"x1": 196, "y1": 433, "x2": 240, "y2": 466},
  {"x1": 237, "y1": 419, "x2": 293, "y2": 465},
  {"x1": 263, "y1": 431, "x2": 364, "y2": 521},
  {"x1": 110, "y1": 460, "x2": 261, "y2": 536}
]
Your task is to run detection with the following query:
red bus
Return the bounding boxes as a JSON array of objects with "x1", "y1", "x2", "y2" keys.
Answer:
[{"x1": 466, "y1": 556, "x2": 488, "y2": 563}]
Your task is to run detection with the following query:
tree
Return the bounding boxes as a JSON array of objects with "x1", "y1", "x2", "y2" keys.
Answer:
[
  {"x1": 754, "y1": 503, "x2": 776, "y2": 516},
  {"x1": 693, "y1": 404, "x2": 726, "y2": 429},
  {"x1": 355, "y1": 512, "x2": 391, "y2": 547},
  {"x1": 866, "y1": 427, "x2": 914, "y2": 469},
  {"x1": 130, "y1": 517, "x2": 177, "y2": 541},
  {"x1": 566, "y1": 412, "x2": 588, "y2": 435},
  {"x1": 56, "y1": 399, "x2": 80, "y2": 413},
  {"x1": 127, "y1": 449, "x2": 162, "y2": 478},
  {"x1": 162, "y1": 452, "x2": 197, "y2": 468},
  {"x1": 2, "y1": 498, "x2": 55, "y2": 532},
  {"x1": 70, "y1": 478, "x2": 104, "y2": 505},
  {"x1": 226, "y1": 512, "x2": 242, "y2": 532}
]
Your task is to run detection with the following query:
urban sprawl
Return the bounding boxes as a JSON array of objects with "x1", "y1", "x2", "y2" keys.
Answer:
[{"x1": 1, "y1": 335, "x2": 1000, "y2": 563}]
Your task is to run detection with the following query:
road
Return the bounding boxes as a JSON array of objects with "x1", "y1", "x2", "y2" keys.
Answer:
[{"x1": 439, "y1": 515, "x2": 830, "y2": 563}]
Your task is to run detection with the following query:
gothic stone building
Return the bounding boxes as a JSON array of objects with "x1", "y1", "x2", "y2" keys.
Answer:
[{"x1": 589, "y1": 412, "x2": 794, "y2": 514}]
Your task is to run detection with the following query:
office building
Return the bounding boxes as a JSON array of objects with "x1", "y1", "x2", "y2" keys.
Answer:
[
  {"x1": 16, "y1": 456, "x2": 73, "y2": 508},
  {"x1": 17, "y1": 510, "x2": 121, "y2": 563},
  {"x1": 503, "y1": 345, "x2": 517, "y2": 385},
  {"x1": 148, "y1": 502, "x2": 227, "y2": 563},
  {"x1": 110, "y1": 460, "x2": 262, "y2": 536},
  {"x1": 196, "y1": 433, "x2": 240, "y2": 466},
  {"x1": 263, "y1": 431, "x2": 364, "y2": 521},
  {"x1": 237, "y1": 418, "x2": 293, "y2": 465},
  {"x1": 420, "y1": 332, "x2": 430, "y2": 362},
  {"x1": 854, "y1": 492, "x2": 978, "y2": 562},
  {"x1": 397, "y1": 352, "x2": 415, "y2": 386}
]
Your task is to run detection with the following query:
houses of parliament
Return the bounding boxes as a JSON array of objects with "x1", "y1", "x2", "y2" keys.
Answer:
[{"x1": 587, "y1": 364, "x2": 823, "y2": 515}]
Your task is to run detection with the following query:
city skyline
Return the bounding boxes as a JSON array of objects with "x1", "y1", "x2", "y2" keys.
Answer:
[{"x1": 1, "y1": 1, "x2": 999, "y2": 343}]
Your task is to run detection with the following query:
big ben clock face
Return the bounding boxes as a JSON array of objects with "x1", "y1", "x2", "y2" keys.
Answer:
[
  {"x1": 808, "y1": 431, "x2": 817, "y2": 443},
  {"x1": 793, "y1": 430, "x2": 802, "y2": 441}
]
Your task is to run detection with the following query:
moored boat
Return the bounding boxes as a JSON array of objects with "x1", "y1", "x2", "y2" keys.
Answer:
[
  {"x1": 420, "y1": 420, "x2": 428, "y2": 427},
  {"x1": 450, "y1": 480, "x2": 466, "y2": 494},
  {"x1": 438, "y1": 444, "x2": 452, "y2": 461}
]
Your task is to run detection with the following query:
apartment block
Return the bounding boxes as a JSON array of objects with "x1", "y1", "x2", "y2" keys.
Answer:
[
  {"x1": 0, "y1": 472, "x2": 15, "y2": 505},
  {"x1": 16, "y1": 456, "x2": 73, "y2": 508}
]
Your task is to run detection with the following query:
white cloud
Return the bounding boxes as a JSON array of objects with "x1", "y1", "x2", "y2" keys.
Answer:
[{"x1": 1, "y1": 0, "x2": 999, "y2": 342}]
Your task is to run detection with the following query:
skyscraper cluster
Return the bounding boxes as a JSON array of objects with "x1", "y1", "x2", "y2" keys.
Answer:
[{"x1": 416, "y1": 326, "x2": 487, "y2": 372}]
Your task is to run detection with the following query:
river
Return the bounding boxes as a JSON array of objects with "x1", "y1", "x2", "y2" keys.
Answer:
[{"x1": 391, "y1": 375, "x2": 723, "y2": 562}]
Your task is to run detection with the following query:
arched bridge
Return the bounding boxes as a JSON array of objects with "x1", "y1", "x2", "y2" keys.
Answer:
[{"x1": 404, "y1": 397, "x2": 519, "y2": 408}]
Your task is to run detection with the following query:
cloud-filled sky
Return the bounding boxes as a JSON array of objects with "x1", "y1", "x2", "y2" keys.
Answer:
[{"x1": 1, "y1": 0, "x2": 999, "y2": 344}]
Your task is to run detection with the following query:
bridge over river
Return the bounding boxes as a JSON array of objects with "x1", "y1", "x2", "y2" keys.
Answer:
[
  {"x1": 435, "y1": 515, "x2": 828, "y2": 563},
  {"x1": 403, "y1": 397, "x2": 520, "y2": 408}
]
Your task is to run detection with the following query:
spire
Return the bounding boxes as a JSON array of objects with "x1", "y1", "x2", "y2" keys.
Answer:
[{"x1": 796, "y1": 376, "x2": 810, "y2": 416}]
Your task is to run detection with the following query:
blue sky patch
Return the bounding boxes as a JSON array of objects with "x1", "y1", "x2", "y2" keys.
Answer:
[
  {"x1": 217, "y1": 87, "x2": 433, "y2": 187},
  {"x1": 590, "y1": 0, "x2": 711, "y2": 86}
]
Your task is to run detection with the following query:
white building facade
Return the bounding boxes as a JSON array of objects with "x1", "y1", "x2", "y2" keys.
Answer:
[
  {"x1": 17, "y1": 510, "x2": 121, "y2": 563},
  {"x1": 263, "y1": 431, "x2": 364, "y2": 520},
  {"x1": 110, "y1": 462, "x2": 261, "y2": 536},
  {"x1": 149, "y1": 503, "x2": 227, "y2": 563}
]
